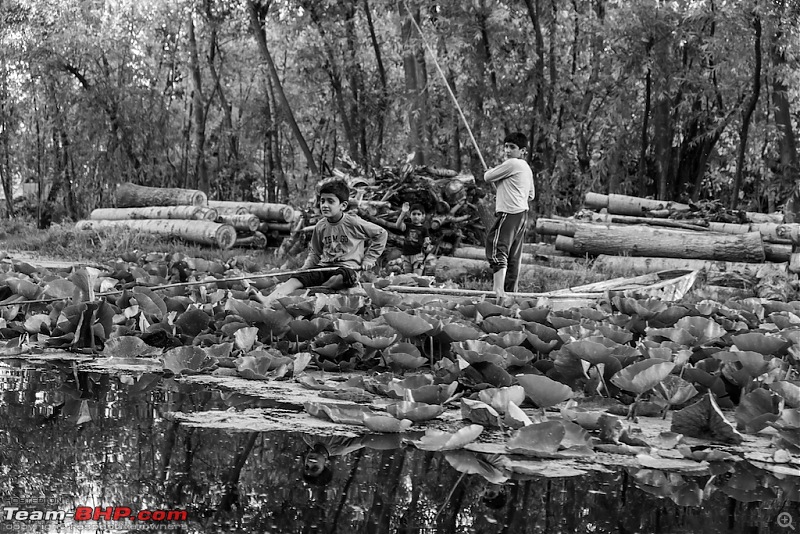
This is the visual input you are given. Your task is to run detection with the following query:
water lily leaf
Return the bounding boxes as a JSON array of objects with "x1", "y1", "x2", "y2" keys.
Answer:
[
  {"x1": 132, "y1": 287, "x2": 167, "y2": 321},
  {"x1": 404, "y1": 382, "x2": 458, "y2": 404},
  {"x1": 560, "y1": 402, "x2": 605, "y2": 431},
  {"x1": 385, "y1": 351, "x2": 427, "y2": 369},
  {"x1": 43, "y1": 278, "x2": 77, "y2": 300},
  {"x1": 768, "y1": 381, "x2": 800, "y2": 408},
  {"x1": 506, "y1": 346, "x2": 537, "y2": 366},
  {"x1": 334, "y1": 317, "x2": 365, "y2": 339},
  {"x1": 719, "y1": 350, "x2": 771, "y2": 379},
  {"x1": 235, "y1": 354, "x2": 274, "y2": 380},
  {"x1": 516, "y1": 374, "x2": 573, "y2": 408},
  {"x1": 461, "y1": 398, "x2": 503, "y2": 427},
  {"x1": 441, "y1": 322, "x2": 483, "y2": 342},
  {"x1": 524, "y1": 322, "x2": 560, "y2": 343},
  {"x1": 475, "y1": 301, "x2": 513, "y2": 318},
  {"x1": 507, "y1": 420, "x2": 566, "y2": 455},
  {"x1": 23, "y1": 314, "x2": 50, "y2": 334},
  {"x1": 561, "y1": 420, "x2": 594, "y2": 451},
  {"x1": 387, "y1": 401, "x2": 444, "y2": 422},
  {"x1": 288, "y1": 317, "x2": 332, "y2": 341},
  {"x1": 612, "y1": 296, "x2": 668, "y2": 319},
  {"x1": 452, "y1": 340, "x2": 509, "y2": 368},
  {"x1": 463, "y1": 361, "x2": 514, "y2": 388},
  {"x1": 518, "y1": 306, "x2": 550, "y2": 323},
  {"x1": 234, "y1": 326, "x2": 260, "y2": 352},
  {"x1": 478, "y1": 385, "x2": 526, "y2": 414},
  {"x1": 444, "y1": 451, "x2": 510, "y2": 484},
  {"x1": 732, "y1": 332, "x2": 791, "y2": 356},
  {"x1": 411, "y1": 424, "x2": 484, "y2": 451},
  {"x1": 256, "y1": 309, "x2": 292, "y2": 338},
  {"x1": 163, "y1": 346, "x2": 217, "y2": 375},
  {"x1": 524, "y1": 332, "x2": 560, "y2": 354},
  {"x1": 350, "y1": 330, "x2": 398, "y2": 349},
  {"x1": 735, "y1": 389, "x2": 782, "y2": 433},
  {"x1": 363, "y1": 414, "x2": 412, "y2": 433},
  {"x1": 675, "y1": 316, "x2": 727, "y2": 345},
  {"x1": 504, "y1": 401, "x2": 533, "y2": 428},
  {"x1": 564, "y1": 338, "x2": 616, "y2": 365},
  {"x1": 175, "y1": 308, "x2": 211, "y2": 338},
  {"x1": 292, "y1": 352, "x2": 313, "y2": 375},
  {"x1": 656, "y1": 375, "x2": 699, "y2": 407},
  {"x1": 276, "y1": 295, "x2": 317, "y2": 317},
  {"x1": 677, "y1": 446, "x2": 737, "y2": 462},
  {"x1": 485, "y1": 331, "x2": 527, "y2": 348},
  {"x1": 103, "y1": 336, "x2": 161, "y2": 358},
  {"x1": 225, "y1": 298, "x2": 264, "y2": 324},
  {"x1": 481, "y1": 315, "x2": 525, "y2": 334},
  {"x1": 304, "y1": 401, "x2": 375, "y2": 425},
  {"x1": 363, "y1": 284, "x2": 403, "y2": 308},
  {"x1": 611, "y1": 359, "x2": 675, "y2": 395},
  {"x1": 671, "y1": 393, "x2": 744, "y2": 444},
  {"x1": 384, "y1": 311, "x2": 434, "y2": 337},
  {"x1": 70, "y1": 268, "x2": 100, "y2": 301}
]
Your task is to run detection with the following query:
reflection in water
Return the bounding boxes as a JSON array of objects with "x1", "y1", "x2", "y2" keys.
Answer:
[{"x1": 0, "y1": 361, "x2": 798, "y2": 533}]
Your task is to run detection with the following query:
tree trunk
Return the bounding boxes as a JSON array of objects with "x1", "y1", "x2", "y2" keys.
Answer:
[
  {"x1": 75, "y1": 219, "x2": 237, "y2": 249},
  {"x1": 770, "y1": 16, "x2": 799, "y2": 196},
  {"x1": 0, "y1": 55, "x2": 13, "y2": 218},
  {"x1": 584, "y1": 192, "x2": 690, "y2": 216},
  {"x1": 651, "y1": 10, "x2": 675, "y2": 200},
  {"x1": 208, "y1": 200, "x2": 296, "y2": 222},
  {"x1": 398, "y1": 0, "x2": 425, "y2": 165},
  {"x1": 90, "y1": 206, "x2": 217, "y2": 221},
  {"x1": 116, "y1": 183, "x2": 207, "y2": 207},
  {"x1": 246, "y1": 0, "x2": 319, "y2": 175},
  {"x1": 364, "y1": 0, "x2": 387, "y2": 166},
  {"x1": 218, "y1": 214, "x2": 261, "y2": 232},
  {"x1": 732, "y1": 12, "x2": 762, "y2": 209},
  {"x1": 593, "y1": 255, "x2": 783, "y2": 276},
  {"x1": 187, "y1": 14, "x2": 209, "y2": 193},
  {"x1": 573, "y1": 225, "x2": 766, "y2": 262}
]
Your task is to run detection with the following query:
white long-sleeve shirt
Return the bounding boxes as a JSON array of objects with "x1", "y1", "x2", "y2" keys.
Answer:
[{"x1": 483, "y1": 158, "x2": 535, "y2": 214}]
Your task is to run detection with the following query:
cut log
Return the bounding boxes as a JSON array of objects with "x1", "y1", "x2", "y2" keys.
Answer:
[
  {"x1": 259, "y1": 222, "x2": 292, "y2": 234},
  {"x1": 234, "y1": 231, "x2": 268, "y2": 249},
  {"x1": 593, "y1": 255, "x2": 787, "y2": 276},
  {"x1": 536, "y1": 218, "x2": 577, "y2": 237},
  {"x1": 196, "y1": 207, "x2": 219, "y2": 221},
  {"x1": 90, "y1": 206, "x2": 214, "y2": 221},
  {"x1": 584, "y1": 212, "x2": 709, "y2": 231},
  {"x1": 584, "y1": 193, "x2": 690, "y2": 216},
  {"x1": 75, "y1": 219, "x2": 237, "y2": 249},
  {"x1": 433, "y1": 255, "x2": 601, "y2": 284},
  {"x1": 555, "y1": 235, "x2": 579, "y2": 254},
  {"x1": 453, "y1": 245, "x2": 581, "y2": 269},
  {"x1": 219, "y1": 214, "x2": 261, "y2": 232},
  {"x1": 452, "y1": 246, "x2": 542, "y2": 265},
  {"x1": 208, "y1": 200, "x2": 296, "y2": 222},
  {"x1": 763, "y1": 242, "x2": 790, "y2": 262},
  {"x1": 116, "y1": 183, "x2": 207, "y2": 208},
  {"x1": 212, "y1": 205, "x2": 249, "y2": 216},
  {"x1": 572, "y1": 224, "x2": 766, "y2": 262}
]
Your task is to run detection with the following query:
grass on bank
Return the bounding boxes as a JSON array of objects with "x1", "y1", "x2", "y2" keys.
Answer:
[{"x1": 0, "y1": 218, "x2": 612, "y2": 293}]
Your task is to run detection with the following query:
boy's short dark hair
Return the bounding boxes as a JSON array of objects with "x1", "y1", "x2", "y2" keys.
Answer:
[
  {"x1": 409, "y1": 203, "x2": 426, "y2": 214},
  {"x1": 319, "y1": 180, "x2": 350, "y2": 203},
  {"x1": 503, "y1": 132, "x2": 528, "y2": 150}
]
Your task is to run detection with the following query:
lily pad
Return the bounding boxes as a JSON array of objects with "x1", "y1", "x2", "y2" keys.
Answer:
[
  {"x1": 611, "y1": 359, "x2": 675, "y2": 396},
  {"x1": 383, "y1": 311, "x2": 434, "y2": 338},
  {"x1": 516, "y1": 374, "x2": 573, "y2": 408},
  {"x1": 506, "y1": 420, "x2": 566, "y2": 456},
  {"x1": 163, "y1": 346, "x2": 217, "y2": 376},
  {"x1": 387, "y1": 401, "x2": 444, "y2": 422},
  {"x1": 671, "y1": 393, "x2": 744, "y2": 444},
  {"x1": 411, "y1": 424, "x2": 484, "y2": 451}
]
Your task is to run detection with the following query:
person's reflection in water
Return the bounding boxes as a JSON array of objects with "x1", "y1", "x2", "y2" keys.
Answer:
[
  {"x1": 479, "y1": 483, "x2": 508, "y2": 509},
  {"x1": 301, "y1": 435, "x2": 365, "y2": 486}
]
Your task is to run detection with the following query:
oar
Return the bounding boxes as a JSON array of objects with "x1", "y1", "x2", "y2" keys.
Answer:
[{"x1": 0, "y1": 266, "x2": 342, "y2": 307}]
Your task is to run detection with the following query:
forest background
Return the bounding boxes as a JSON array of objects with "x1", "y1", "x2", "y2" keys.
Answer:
[{"x1": 0, "y1": 0, "x2": 799, "y2": 229}]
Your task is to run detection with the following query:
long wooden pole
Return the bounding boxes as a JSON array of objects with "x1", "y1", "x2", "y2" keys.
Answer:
[{"x1": 0, "y1": 267, "x2": 341, "y2": 306}]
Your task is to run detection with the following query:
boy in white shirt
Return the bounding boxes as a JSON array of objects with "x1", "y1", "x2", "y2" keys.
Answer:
[{"x1": 483, "y1": 132, "x2": 535, "y2": 297}]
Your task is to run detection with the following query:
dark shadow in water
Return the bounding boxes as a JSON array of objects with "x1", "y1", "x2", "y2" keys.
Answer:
[{"x1": 0, "y1": 360, "x2": 798, "y2": 533}]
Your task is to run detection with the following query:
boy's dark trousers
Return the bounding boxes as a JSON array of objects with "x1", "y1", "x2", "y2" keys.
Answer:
[{"x1": 485, "y1": 211, "x2": 528, "y2": 292}]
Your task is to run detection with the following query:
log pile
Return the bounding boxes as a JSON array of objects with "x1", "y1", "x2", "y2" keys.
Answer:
[
  {"x1": 76, "y1": 183, "x2": 299, "y2": 250},
  {"x1": 536, "y1": 192, "x2": 798, "y2": 300},
  {"x1": 276, "y1": 164, "x2": 489, "y2": 262}
]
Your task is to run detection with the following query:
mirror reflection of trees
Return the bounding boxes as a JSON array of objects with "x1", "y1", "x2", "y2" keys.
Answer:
[{"x1": 0, "y1": 364, "x2": 797, "y2": 533}]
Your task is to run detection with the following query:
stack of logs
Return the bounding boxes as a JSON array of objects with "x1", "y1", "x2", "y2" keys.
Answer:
[
  {"x1": 534, "y1": 192, "x2": 799, "y2": 299},
  {"x1": 75, "y1": 183, "x2": 299, "y2": 250}
]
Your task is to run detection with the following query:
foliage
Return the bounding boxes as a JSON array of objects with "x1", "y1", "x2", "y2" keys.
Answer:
[{"x1": 1, "y1": 0, "x2": 799, "y2": 225}]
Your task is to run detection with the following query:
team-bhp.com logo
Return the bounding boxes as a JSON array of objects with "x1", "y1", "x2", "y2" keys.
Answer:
[{"x1": 3, "y1": 505, "x2": 187, "y2": 527}]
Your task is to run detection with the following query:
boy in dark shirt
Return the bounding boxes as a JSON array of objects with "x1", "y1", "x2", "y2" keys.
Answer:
[{"x1": 374, "y1": 202, "x2": 435, "y2": 275}]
